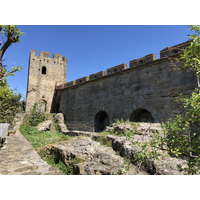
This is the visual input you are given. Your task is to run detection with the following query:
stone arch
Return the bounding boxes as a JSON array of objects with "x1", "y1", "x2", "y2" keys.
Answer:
[
  {"x1": 129, "y1": 108, "x2": 154, "y2": 123},
  {"x1": 35, "y1": 99, "x2": 47, "y2": 112},
  {"x1": 94, "y1": 111, "x2": 110, "y2": 132},
  {"x1": 42, "y1": 66, "x2": 46, "y2": 74}
]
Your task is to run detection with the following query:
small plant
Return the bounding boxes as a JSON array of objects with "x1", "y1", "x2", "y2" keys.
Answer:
[
  {"x1": 94, "y1": 136, "x2": 112, "y2": 147},
  {"x1": 39, "y1": 149, "x2": 83, "y2": 175}
]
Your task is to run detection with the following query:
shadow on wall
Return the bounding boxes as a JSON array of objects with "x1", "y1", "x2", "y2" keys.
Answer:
[
  {"x1": 129, "y1": 108, "x2": 154, "y2": 123},
  {"x1": 94, "y1": 111, "x2": 110, "y2": 132}
]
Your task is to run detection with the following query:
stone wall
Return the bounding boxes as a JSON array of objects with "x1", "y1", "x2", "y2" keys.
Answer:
[
  {"x1": 27, "y1": 40, "x2": 197, "y2": 132},
  {"x1": 26, "y1": 50, "x2": 67, "y2": 113},
  {"x1": 55, "y1": 42, "x2": 197, "y2": 131}
]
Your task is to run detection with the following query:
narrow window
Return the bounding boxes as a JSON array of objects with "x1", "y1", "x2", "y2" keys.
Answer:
[{"x1": 42, "y1": 66, "x2": 46, "y2": 74}]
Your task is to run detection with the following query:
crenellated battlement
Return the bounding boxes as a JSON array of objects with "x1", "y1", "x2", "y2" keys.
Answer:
[
  {"x1": 54, "y1": 40, "x2": 191, "y2": 91},
  {"x1": 160, "y1": 40, "x2": 191, "y2": 59},
  {"x1": 30, "y1": 50, "x2": 67, "y2": 64},
  {"x1": 107, "y1": 64, "x2": 128, "y2": 75},
  {"x1": 76, "y1": 76, "x2": 89, "y2": 85},
  {"x1": 130, "y1": 54, "x2": 156, "y2": 68},
  {"x1": 89, "y1": 71, "x2": 106, "y2": 81}
]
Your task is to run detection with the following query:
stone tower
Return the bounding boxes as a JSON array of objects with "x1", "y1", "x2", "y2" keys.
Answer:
[{"x1": 26, "y1": 50, "x2": 67, "y2": 113}]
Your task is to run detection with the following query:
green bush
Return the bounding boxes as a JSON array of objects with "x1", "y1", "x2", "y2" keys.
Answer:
[
  {"x1": 162, "y1": 90, "x2": 200, "y2": 174},
  {"x1": 23, "y1": 104, "x2": 47, "y2": 126},
  {"x1": 20, "y1": 125, "x2": 39, "y2": 135},
  {"x1": 0, "y1": 83, "x2": 22, "y2": 126}
]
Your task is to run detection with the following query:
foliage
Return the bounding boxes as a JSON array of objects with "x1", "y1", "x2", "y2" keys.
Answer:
[
  {"x1": 39, "y1": 149, "x2": 82, "y2": 175},
  {"x1": 94, "y1": 135, "x2": 112, "y2": 147},
  {"x1": 1, "y1": 25, "x2": 24, "y2": 44},
  {"x1": 126, "y1": 130, "x2": 162, "y2": 173},
  {"x1": 115, "y1": 118, "x2": 137, "y2": 126},
  {"x1": 0, "y1": 25, "x2": 24, "y2": 84},
  {"x1": 0, "y1": 83, "x2": 22, "y2": 126},
  {"x1": 20, "y1": 124, "x2": 71, "y2": 150},
  {"x1": 179, "y1": 25, "x2": 200, "y2": 79},
  {"x1": 20, "y1": 124, "x2": 39, "y2": 135},
  {"x1": 161, "y1": 25, "x2": 200, "y2": 174},
  {"x1": 162, "y1": 90, "x2": 200, "y2": 174},
  {"x1": 52, "y1": 116, "x2": 61, "y2": 133},
  {"x1": 23, "y1": 104, "x2": 48, "y2": 126},
  {"x1": 0, "y1": 25, "x2": 24, "y2": 125}
]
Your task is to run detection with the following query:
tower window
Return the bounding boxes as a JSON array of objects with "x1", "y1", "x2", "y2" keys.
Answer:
[{"x1": 42, "y1": 66, "x2": 46, "y2": 74}]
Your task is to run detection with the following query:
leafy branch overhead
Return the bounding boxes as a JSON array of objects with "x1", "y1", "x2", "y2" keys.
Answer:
[
  {"x1": 0, "y1": 25, "x2": 24, "y2": 84},
  {"x1": 0, "y1": 25, "x2": 24, "y2": 59},
  {"x1": 0, "y1": 25, "x2": 24, "y2": 125},
  {"x1": 180, "y1": 25, "x2": 200, "y2": 91}
]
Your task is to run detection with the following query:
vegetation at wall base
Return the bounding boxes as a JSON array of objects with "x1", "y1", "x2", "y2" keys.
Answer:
[
  {"x1": 23, "y1": 104, "x2": 48, "y2": 127},
  {"x1": 20, "y1": 124, "x2": 71, "y2": 150}
]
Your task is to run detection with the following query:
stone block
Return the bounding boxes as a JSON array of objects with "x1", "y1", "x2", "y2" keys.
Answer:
[
  {"x1": 39, "y1": 51, "x2": 50, "y2": 57},
  {"x1": 130, "y1": 53, "x2": 156, "y2": 68},
  {"x1": 55, "y1": 84, "x2": 64, "y2": 90},
  {"x1": 89, "y1": 71, "x2": 106, "y2": 81},
  {"x1": 53, "y1": 53, "x2": 63, "y2": 59},
  {"x1": 160, "y1": 40, "x2": 191, "y2": 59},
  {"x1": 30, "y1": 49, "x2": 36, "y2": 55},
  {"x1": 107, "y1": 64, "x2": 128, "y2": 75},
  {"x1": 64, "y1": 81, "x2": 75, "y2": 88},
  {"x1": 75, "y1": 76, "x2": 89, "y2": 85}
]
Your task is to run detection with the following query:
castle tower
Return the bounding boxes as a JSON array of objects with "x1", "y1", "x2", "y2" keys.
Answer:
[{"x1": 26, "y1": 50, "x2": 67, "y2": 113}]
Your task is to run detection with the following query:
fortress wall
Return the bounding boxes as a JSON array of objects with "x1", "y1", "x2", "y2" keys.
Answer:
[{"x1": 58, "y1": 57, "x2": 197, "y2": 131}]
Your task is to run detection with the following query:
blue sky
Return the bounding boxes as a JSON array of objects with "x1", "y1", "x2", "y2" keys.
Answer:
[{"x1": 3, "y1": 25, "x2": 191, "y2": 100}]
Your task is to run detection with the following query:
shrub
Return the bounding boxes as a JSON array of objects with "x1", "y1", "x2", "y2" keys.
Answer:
[
  {"x1": 0, "y1": 83, "x2": 22, "y2": 126},
  {"x1": 23, "y1": 104, "x2": 47, "y2": 126}
]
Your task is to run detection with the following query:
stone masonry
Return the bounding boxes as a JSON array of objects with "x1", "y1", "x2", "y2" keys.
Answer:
[
  {"x1": 26, "y1": 40, "x2": 197, "y2": 132},
  {"x1": 26, "y1": 50, "x2": 67, "y2": 113},
  {"x1": 52, "y1": 40, "x2": 197, "y2": 131}
]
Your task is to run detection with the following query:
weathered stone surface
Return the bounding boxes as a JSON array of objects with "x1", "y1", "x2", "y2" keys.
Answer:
[
  {"x1": 26, "y1": 50, "x2": 67, "y2": 113},
  {"x1": 41, "y1": 137, "x2": 147, "y2": 175},
  {"x1": 105, "y1": 122, "x2": 163, "y2": 142},
  {"x1": 54, "y1": 113, "x2": 68, "y2": 133},
  {"x1": 106, "y1": 135, "x2": 187, "y2": 175},
  {"x1": 37, "y1": 120, "x2": 52, "y2": 131},
  {"x1": 58, "y1": 57, "x2": 197, "y2": 131}
]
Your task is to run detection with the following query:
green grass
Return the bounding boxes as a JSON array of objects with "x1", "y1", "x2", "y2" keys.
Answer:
[
  {"x1": 19, "y1": 124, "x2": 71, "y2": 150},
  {"x1": 94, "y1": 135, "x2": 112, "y2": 147}
]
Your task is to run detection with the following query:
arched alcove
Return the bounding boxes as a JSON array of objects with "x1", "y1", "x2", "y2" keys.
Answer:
[
  {"x1": 94, "y1": 111, "x2": 110, "y2": 132},
  {"x1": 42, "y1": 66, "x2": 46, "y2": 74},
  {"x1": 35, "y1": 99, "x2": 47, "y2": 113},
  {"x1": 129, "y1": 108, "x2": 154, "y2": 123}
]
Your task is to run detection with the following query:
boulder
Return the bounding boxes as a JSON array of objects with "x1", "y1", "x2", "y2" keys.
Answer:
[
  {"x1": 37, "y1": 120, "x2": 52, "y2": 131},
  {"x1": 40, "y1": 137, "x2": 147, "y2": 175},
  {"x1": 54, "y1": 113, "x2": 68, "y2": 133},
  {"x1": 107, "y1": 134, "x2": 187, "y2": 175}
]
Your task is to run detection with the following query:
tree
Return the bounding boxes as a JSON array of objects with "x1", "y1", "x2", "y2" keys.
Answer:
[
  {"x1": 162, "y1": 25, "x2": 200, "y2": 174},
  {"x1": 179, "y1": 25, "x2": 200, "y2": 92},
  {"x1": 0, "y1": 25, "x2": 24, "y2": 85},
  {"x1": 0, "y1": 25, "x2": 24, "y2": 125}
]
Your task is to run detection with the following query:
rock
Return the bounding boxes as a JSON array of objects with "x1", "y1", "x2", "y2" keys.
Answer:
[
  {"x1": 54, "y1": 113, "x2": 68, "y2": 133},
  {"x1": 37, "y1": 120, "x2": 52, "y2": 131},
  {"x1": 107, "y1": 134, "x2": 187, "y2": 175},
  {"x1": 40, "y1": 137, "x2": 147, "y2": 175},
  {"x1": 151, "y1": 154, "x2": 187, "y2": 175}
]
